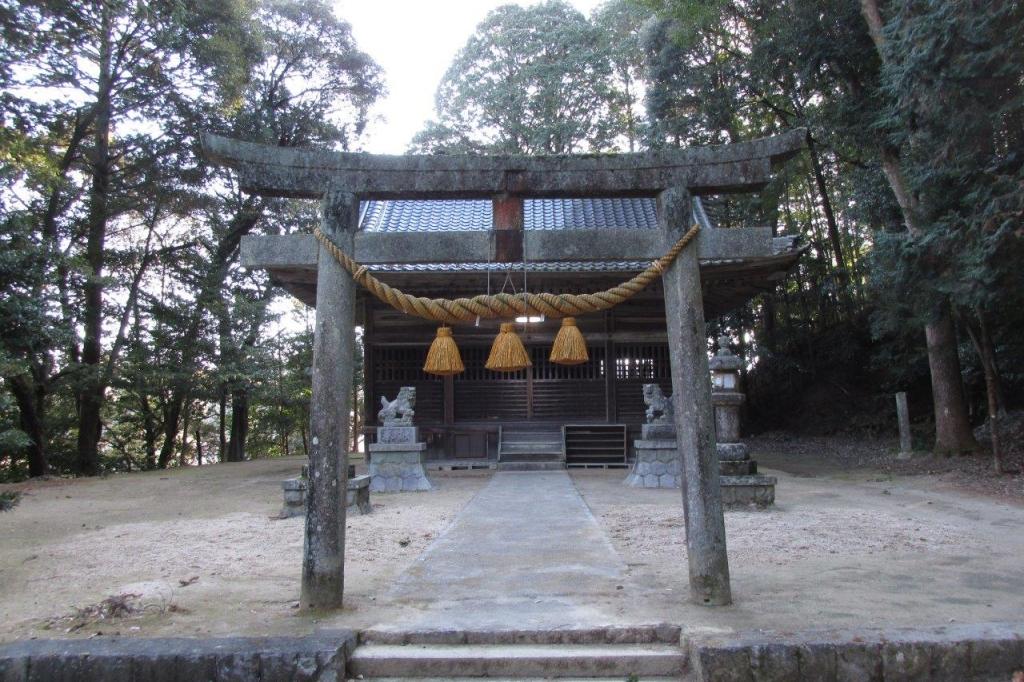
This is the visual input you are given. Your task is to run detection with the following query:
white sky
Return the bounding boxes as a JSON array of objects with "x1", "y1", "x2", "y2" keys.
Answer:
[{"x1": 335, "y1": 0, "x2": 607, "y2": 154}]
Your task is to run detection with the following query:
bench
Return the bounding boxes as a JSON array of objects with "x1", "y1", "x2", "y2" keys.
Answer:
[{"x1": 279, "y1": 473, "x2": 372, "y2": 518}]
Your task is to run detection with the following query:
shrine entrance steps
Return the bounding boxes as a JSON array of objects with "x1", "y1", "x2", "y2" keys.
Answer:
[
  {"x1": 497, "y1": 425, "x2": 565, "y2": 471},
  {"x1": 349, "y1": 626, "x2": 686, "y2": 680}
]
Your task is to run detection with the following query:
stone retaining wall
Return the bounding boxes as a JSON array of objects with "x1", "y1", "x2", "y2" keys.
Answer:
[
  {"x1": 0, "y1": 631, "x2": 355, "y2": 681},
  {"x1": 2, "y1": 622, "x2": 1021, "y2": 681},
  {"x1": 689, "y1": 621, "x2": 1024, "y2": 681}
]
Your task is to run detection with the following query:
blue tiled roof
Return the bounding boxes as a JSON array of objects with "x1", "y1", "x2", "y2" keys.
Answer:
[{"x1": 359, "y1": 198, "x2": 659, "y2": 232}]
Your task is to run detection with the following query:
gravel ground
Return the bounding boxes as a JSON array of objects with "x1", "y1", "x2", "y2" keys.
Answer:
[
  {"x1": 573, "y1": 463, "x2": 1024, "y2": 631},
  {"x1": 0, "y1": 457, "x2": 488, "y2": 642},
  {"x1": 2, "y1": 436, "x2": 1023, "y2": 641},
  {"x1": 599, "y1": 505, "x2": 969, "y2": 567}
]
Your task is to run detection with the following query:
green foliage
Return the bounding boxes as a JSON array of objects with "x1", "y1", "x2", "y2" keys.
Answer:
[
  {"x1": 0, "y1": 0, "x2": 383, "y2": 479},
  {"x1": 2, "y1": 0, "x2": 1021, "y2": 478},
  {"x1": 874, "y1": 0, "x2": 1024, "y2": 315},
  {"x1": 411, "y1": 1, "x2": 617, "y2": 154},
  {"x1": 642, "y1": 0, "x2": 1023, "y2": 430}
]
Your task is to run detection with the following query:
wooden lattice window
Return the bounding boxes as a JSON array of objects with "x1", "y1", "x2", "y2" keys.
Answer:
[
  {"x1": 455, "y1": 347, "x2": 527, "y2": 381},
  {"x1": 372, "y1": 348, "x2": 441, "y2": 383},
  {"x1": 531, "y1": 347, "x2": 605, "y2": 380},
  {"x1": 614, "y1": 343, "x2": 671, "y2": 380}
]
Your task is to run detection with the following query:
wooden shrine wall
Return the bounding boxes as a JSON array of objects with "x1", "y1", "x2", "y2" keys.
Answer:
[{"x1": 369, "y1": 342, "x2": 670, "y2": 426}]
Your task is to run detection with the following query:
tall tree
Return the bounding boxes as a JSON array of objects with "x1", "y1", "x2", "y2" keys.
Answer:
[
  {"x1": 411, "y1": 1, "x2": 616, "y2": 154},
  {"x1": 644, "y1": 0, "x2": 990, "y2": 453},
  {"x1": 592, "y1": 0, "x2": 652, "y2": 151},
  {"x1": 859, "y1": 0, "x2": 982, "y2": 455},
  {"x1": 7, "y1": 0, "x2": 254, "y2": 475},
  {"x1": 1, "y1": 0, "x2": 382, "y2": 478}
]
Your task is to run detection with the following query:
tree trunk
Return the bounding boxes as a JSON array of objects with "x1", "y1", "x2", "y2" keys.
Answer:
[
  {"x1": 8, "y1": 375, "x2": 47, "y2": 477},
  {"x1": 180, "y1": 397, "x2": 191, "y2": 467},
  {"x1": 963, "y1": 308, "x2": 1006, "y2": 472},
  {"x1": 76, "y1": 3, "x2": 113, "y2": 476},
  {"x1": 196, "y1": 426, "x2": 203, "y2": 466},
  {"x1": 157, "y1": 395, "x2": 183, "y2": 469},
  {"x1": 226, "y1": 387, "x2": 248, "y2": 462},
  {"x1": 140, "y1": 394, "x2": 157, "y2": 470},
  {"x1": 218, "y1": 384, "x2": 227, "y2": 462},
  {"x1": 925, "y1": 304, "x2": 978, "y2": 455}
]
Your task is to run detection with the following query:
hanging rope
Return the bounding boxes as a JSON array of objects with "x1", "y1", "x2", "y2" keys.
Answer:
[{"x1": 312, "y1": 224, "x2": 700, "y2": 325}]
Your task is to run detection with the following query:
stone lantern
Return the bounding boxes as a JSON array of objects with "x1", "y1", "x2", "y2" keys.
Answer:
[
  {"x1": 710, "y1": 336, "x2": 744, "y2": 445},
  {"x1": 709, "y1": 336, "x2": 776, "y2": 507}
]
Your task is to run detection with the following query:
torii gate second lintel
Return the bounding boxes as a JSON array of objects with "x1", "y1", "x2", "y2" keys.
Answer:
[{"x1": 202, "y1": 131, "x2": 807, "y2": 611}]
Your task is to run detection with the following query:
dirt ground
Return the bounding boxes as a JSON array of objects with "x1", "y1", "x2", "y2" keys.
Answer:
[
  {"x1": 751, "y1": 431, "x2": 1024, "y2": 503},
  {"x1": 0, "y1": 457, "x2": 488, "y2": 643},
  {"x1": 2, "y1": 440, "x2": 1023, "y2": 643}
]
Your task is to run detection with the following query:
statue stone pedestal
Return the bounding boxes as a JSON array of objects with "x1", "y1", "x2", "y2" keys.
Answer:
[
  {"x1": 625, "y1": 423, "x2": 681, "y2": 488},
  {"x1": 625, "y1": 378, "x2": 776, "y2": 506},
  {"x1": 368, "y1": 426, "x2": 432, "y2": 493},
  {"x1": 368, "y1": 388, "x2": 432, "y2": 493}
]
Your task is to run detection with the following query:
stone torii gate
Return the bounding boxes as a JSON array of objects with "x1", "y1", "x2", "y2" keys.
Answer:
[{"x1": 203, "y1": 130, "x2": 806, "y2": 610}]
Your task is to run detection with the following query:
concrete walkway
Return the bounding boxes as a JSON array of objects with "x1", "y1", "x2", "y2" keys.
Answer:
[{"x1": 378, "y1": 471, "x2": 626, "y2": 630}]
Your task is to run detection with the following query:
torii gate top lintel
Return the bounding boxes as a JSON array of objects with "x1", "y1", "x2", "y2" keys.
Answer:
[{"x1": 201, "y1": 129, "x2": 806, "y2": 200}]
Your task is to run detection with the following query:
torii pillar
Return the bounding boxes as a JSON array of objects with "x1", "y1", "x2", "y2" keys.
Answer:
[
  {"x1": 301, "y1": 189, "x2": 358, "y2": 609},
  {"x1": 660, "y1": 187, "x2": 731, "y2": 605}
]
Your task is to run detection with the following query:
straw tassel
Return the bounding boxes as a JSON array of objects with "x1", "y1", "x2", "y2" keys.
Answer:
[
  {"x1": 423, "y1": 326, "x2": 465, "y2": 376},
  {"x1": 485, "y1": 322, "x2": 533, "y2": 372},
  {"x1": 549, "y1": 317, "x2": 589, "y2": 365}
]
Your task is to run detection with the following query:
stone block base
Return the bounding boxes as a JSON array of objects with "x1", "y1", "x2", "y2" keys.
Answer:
[
  {"x1": 624, "y1": 443, "x2": 681, "y2": 488},
  {"x1": 625, "y1": 438, "x2": 776, "y2": 506},
  {"x1": 717, "y1": 442, "x2": 750, "y2": 461},
  {"x1": 720, "y1": 474, "x2": 777, "y2": 508},
  {"x1": 368, "y1": 443, "x2": 432, "y2": 493},
  {"x1": 720, "y1": 459, "x2": 756, "y2": 476}
]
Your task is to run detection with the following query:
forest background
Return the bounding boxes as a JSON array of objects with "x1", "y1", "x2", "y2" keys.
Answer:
[{"x1": 1, "y1": 0, "x2": 1021, "y2": 480}]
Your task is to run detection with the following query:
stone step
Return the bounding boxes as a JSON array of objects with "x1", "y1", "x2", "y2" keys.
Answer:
[
  {"x1": 498, "y1": 449, "x2": 563, "y2": 462},
  {"x1": 359, "y1": 678, "x2": 685, "y2": 682},
  {"x1": 348, "y1": 643, "x2": 687, "y2": 679},
  {"x1": 497, "y1": 461, "x2": 565, "y2": 471},
  {"x1": 501, "y1": 431, "x2": 563, "y2": 443},
  {"x1": 359, "y1": 624, "x2": 682, "y2": 646},
  {"x1": 500, "y1": 441, "x2": 563, "y2": 453}
]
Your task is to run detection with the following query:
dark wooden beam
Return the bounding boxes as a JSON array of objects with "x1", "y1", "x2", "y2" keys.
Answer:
[{"x1": 492, "y1": 195, "x2": 523, "y2": 263}]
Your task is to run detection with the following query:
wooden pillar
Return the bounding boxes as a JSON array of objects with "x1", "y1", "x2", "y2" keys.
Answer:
[
  {"x1": 362, "y1": 300, "x2": 375, "y2": 440},
  {"x1": 301, "y1": 189, "x2": 358, "y2": 610},
  {"x1": 604, "y1": 311, "x2": 616, "y2": 422},
  {"x1": 659, "y1": 187, "x2": 732, "y2": 606},
  {"x1": 443, "y1": 375, "x2": 455, "y2": 425},
  {"x1": 526, "y1": 365, "x2": 534, "y2": 419}
]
